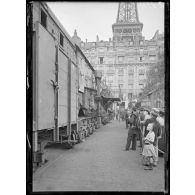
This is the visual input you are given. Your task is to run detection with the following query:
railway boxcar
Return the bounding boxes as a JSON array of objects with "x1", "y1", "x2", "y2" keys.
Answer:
[
  {"x1": 31, "y1": 2, "x2": 78, "y2": 163},
  {"x1": 27, "y1": 2, "x2": 101, "y2": 168}
]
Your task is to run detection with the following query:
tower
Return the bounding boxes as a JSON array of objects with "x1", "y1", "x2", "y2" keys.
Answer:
[
  {"x1": 72, "y1": 29, "x2": 81, "y2": 45},
  {"x1": 112, "y1": 2, "x2": 143, "y2": 44}
]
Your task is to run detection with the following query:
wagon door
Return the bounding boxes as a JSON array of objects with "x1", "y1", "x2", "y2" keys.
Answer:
[
  {"x1": 71, "y1": 62, "x2": 77, "y2": 123},
  {"x1": 58, "y1": 50, "x2": 68, "y2": 127},
  {"x1": 36, "y1": 23, "x2": 55, "y2": 130}
]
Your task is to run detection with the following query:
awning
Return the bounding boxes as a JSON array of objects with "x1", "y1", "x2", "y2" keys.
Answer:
[
  {"x1": 95, "y1": 96, "x2": 121, "y2": 102},
  {"x1": 101, "y1": 96, "x2": 121, "y2": 102}
]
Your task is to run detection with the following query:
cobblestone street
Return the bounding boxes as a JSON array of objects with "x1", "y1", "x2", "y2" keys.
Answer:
[{"x1": 33, "y1": 120, "x2": 164, "y2": 191}]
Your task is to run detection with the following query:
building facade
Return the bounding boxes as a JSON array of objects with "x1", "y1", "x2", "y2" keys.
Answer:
[{"x1": 72, "y1": 2, "x2": 164, "y2": 105}]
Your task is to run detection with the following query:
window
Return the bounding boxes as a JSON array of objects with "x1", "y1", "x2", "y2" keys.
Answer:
[
  {"x1": 128, "y1": 80, "x2": 134, "y2": 85},
  {"x1": 128, "y1": 84, "x2": 133, "y2": 88},
  {"x1": 149, "y1": 55, "x2": 156, "y2": 61},
  {"x1": 41, "y1": 9, "x2": 47, "y2": 28},
  {"x1": 119, "y1": 84, "x2": 124, "y2": 88},
  {"x1": 118, "y1": 79, "x2": 124, "y2": 84},
  {"x1": 107, "y1": 76, "x2": 113, "y2": 83},
  {"x1": 118, "y1": 75, "x2": 124, "y2": 80},
  {"x1": 127, "y1": 57, "x2": 135, "y2": 62},
  {"x1": 140, "y1": 56, "x2": 143, "y2": 62},
  {"x1": 139, "y1": 69, "x2": 145, "y2": 76},
  {"x1": 118, "y1": 56, "x2": 124, "y2": 63},
  {"x1": 128, "y1": 93, "x2": 133, "y2": 99},
  {"x1": 156, "y1": 100, "x2": 161, "y2": 108},
  {"x1": 139, "y1": 84, "x2": 144, "y2": 88},
  {"x1": 107, "y1": 69, "x2": 115, "y2": 75},
  {"x1": 99, "y1": 57, "x2": 104, "y2": 64},
  {"x1": 98, "y1": 48, "x2": 104, "y2": 52},
  {"x1": 128, "y1": 69, "x2": 134, "y2": 76},
  {"x1": 139, "y1": 48, "x2": 144, "y2": 53},
  {"x1": 60, "y1": 32, "x2": 64, "y2": 47},
  {"x1": 118, "y1": 68, "x2": 124, "y2": 75}
]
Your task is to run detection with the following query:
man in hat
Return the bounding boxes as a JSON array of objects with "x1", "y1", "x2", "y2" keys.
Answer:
[
  {"x1": 141, "y1": 109, "x2": 161, "y2": 166},
  {"x1": 137, "y1": 107, "x2": 145, "y2": 149},
  {"x1": 125, "y1": 107, "x2": 138, "y2": 151}
]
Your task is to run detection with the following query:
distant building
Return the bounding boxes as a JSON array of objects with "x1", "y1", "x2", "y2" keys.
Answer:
[{"x1": 72, "y1": 2, "x2": 164, "y2": 104}]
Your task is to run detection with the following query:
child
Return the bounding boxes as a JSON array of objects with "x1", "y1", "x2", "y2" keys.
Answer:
[{"x1": 142, "y1": 123, "x2": 157, "y2": 170}]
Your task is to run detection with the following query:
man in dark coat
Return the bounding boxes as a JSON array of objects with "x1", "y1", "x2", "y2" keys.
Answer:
[
  {"x1": 137, "y1": 108, "x2": 145, "y2": 149},
  {"x1": 125, "y1": 107, "x2": 138, "y2": 150}
]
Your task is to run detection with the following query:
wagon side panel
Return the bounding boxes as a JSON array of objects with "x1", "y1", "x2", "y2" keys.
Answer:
[
  {"x1": 37, "y1": 24, "x2": 55, "y2": 130},
  {"x1": 58, "y1": 50, "x2": 68, "y2": 127},
  {"x1": 71, "y1": 62, "x2": 77, "y2": 123}
]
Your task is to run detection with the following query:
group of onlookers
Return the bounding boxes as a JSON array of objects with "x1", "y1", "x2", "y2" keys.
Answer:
[{"x1": 124, "y1": 107, "x2": 165, "y2": 170}]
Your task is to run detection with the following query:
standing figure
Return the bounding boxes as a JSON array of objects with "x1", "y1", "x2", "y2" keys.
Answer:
[
  {"x1": 142, "y1": 109, "x2": 161, "y2": 166},
  {"x1": 125, "y1": 107, "x2": 138, "y2": 150},
  {"x1": 142, "y1": 123, "x2": 157, "y2": 170},
  {"x1": 137, "y1": 108, "x2": 145, "y2": 152},
  {"x1": 125, "y1": 110, "x2": 129, "y2": 129}
]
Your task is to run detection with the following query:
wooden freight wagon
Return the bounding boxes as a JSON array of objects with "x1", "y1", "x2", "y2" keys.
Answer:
[
  {"x1": 27, "y1": 2, "x2": 101, "y2": 168},
  {"x1": 31, "y1": 2, "x2": 78, "y2": 165}
]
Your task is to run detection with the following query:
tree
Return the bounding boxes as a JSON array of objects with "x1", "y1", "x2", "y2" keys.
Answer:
[{"x1": 142, "y1": 59, "x2": 165, "y2": 96}]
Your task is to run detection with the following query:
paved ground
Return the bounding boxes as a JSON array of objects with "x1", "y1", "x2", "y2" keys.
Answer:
[{"x1": 33, "y1": 120, "x2": 165, "y2": 191}]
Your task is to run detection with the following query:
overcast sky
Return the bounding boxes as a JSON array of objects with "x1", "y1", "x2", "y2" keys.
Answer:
[{"x1": 47, "y1": 2, "x2": 164, "y2": 42}]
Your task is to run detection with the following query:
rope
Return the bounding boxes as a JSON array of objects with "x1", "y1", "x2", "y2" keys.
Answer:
[{"x1": 145, "y1": 138, "x2": 165, "y2": 154}]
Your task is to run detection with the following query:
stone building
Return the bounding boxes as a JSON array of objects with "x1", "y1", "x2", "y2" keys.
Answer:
[{"x1": 72, "y1": 2, "x2": 164, "y2": 106}]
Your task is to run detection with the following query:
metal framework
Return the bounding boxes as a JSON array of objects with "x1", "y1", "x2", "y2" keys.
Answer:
[{"x1": 116, "y1": 2, "x2": 139, "y2": 23}]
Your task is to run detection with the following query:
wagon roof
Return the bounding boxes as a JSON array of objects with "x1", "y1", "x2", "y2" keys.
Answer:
[{"x1": 42, "y1": 2, "x2": 75, "y2": 48}]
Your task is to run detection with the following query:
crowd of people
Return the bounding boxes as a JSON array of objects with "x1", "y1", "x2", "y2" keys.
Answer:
[{"x1": 124, "y1": 107, "x2": 165, "y2": 170}]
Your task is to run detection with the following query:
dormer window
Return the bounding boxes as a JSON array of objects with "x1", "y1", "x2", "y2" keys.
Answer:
[{"x1": 99, "y1": 57, "x2": 104, "y2": 64}]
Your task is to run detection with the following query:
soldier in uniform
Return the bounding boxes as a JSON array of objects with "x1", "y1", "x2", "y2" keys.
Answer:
[{"x1": 125, "y1": 107, "x2": 138, "y2": 151}]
